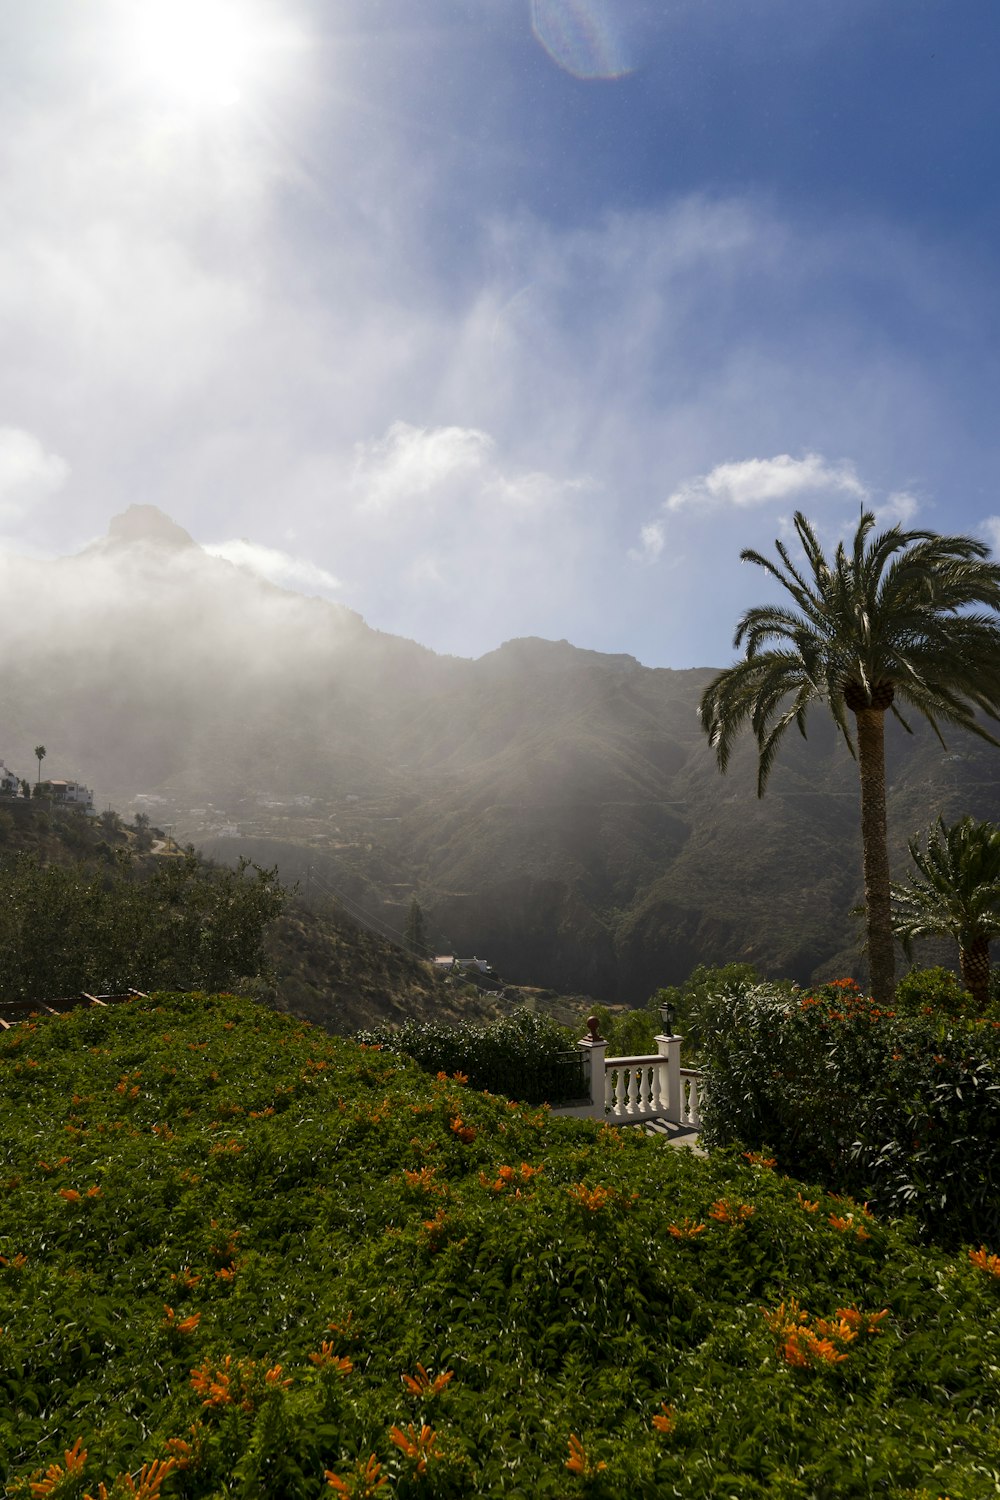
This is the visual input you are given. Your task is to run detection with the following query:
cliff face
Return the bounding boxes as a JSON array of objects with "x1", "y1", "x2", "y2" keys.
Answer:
[{"x1": 6, "y1": 507, "x2": 1000, "y2": 1001}]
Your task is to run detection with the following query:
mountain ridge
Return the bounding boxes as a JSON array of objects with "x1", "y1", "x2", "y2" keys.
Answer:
[{"x1": 4, "y1": 505, "x2": 998, "y2": 1001}]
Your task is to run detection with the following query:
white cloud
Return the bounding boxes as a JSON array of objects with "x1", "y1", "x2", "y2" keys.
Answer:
[
  {"x1": 630, "y1": 520, "x2": 666, "y2": 564},
  {"x1": 0, "y1": 427, "x2": 69, "y2": 519},
  {"x1": 203, "y1": 538, "x2": 340, "y2": 595},
  {"x1": 874, "y1": 490, "x2": 919, "y2": 527},
  {"x1": 665, "y1": 452, "x2": 867, "y2": 513},
  {"x1": 351, "y1": 421, "x2": 493, "y2": 512},
  {"x1": 980, "y1": 517, "x2": 1000, "y2": 556}
]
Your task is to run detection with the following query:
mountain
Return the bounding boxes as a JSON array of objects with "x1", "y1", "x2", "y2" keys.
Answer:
[{"x1": 4, "y1": 504, "x2": 999, "y2": 1001}]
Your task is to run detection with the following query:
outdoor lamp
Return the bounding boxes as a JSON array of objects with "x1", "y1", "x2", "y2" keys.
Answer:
[{"x1": 659, "y1": 999, "x2": 675, "y2": 1035}]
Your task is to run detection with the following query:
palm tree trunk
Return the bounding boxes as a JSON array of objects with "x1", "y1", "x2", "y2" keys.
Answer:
[
  {"x1": 959, "y1": 935, "x2": 991, "y2": 1011},
  {"x1": 854, "y1": 707, "x2": 895, "y2": 1006}
]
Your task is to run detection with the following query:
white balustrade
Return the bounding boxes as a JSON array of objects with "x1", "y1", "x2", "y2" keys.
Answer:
[
  {"x1": 678, "y1": 1069, "x2": 703, "y2": 1129},
  {"x1": 553, "y1": 1021, "x2": 704, "y2": 1131},
  {"x1": 605, "y1": 1054, "x2": 671, "y2": 1119}
]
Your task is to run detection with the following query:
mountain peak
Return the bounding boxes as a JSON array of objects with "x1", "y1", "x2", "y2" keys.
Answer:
[{"x1": 106, "y1": 505, "x2": 198, "y2": 551}]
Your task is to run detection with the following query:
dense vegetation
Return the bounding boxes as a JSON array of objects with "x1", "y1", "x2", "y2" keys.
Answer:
[
  {"x1": 0, "y1": 802, "x2": 473, "y2": 1031},
  {"x1": 699, "y1": 975, "x2": 1000, "y2": 1248},
  {"x1": 0, "y1": 852, "x2": 283, "y2": 1001},
  {"x1": 3, "y1": 992, "x2": 1000, "y2": 1497},
  {"x1": 356, "y1": 1010, "x2": 585, "y2": 1104}
]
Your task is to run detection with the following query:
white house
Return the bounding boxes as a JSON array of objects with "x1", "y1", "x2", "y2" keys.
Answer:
[{"x1": 45, "y1": 779, "x2": 95, "y2": 809}]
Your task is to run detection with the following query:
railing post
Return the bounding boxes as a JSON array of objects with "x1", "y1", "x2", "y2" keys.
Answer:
[
  {"x1": 579, "y1": 1017, "x2": 608, "y2": 1118},
  {"x1": 656, "y1": 1032, "x2": 682, "y2": 1123}
]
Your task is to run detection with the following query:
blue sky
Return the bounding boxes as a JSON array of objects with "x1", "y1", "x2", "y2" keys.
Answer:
[{"x1": 1, "y1": 0, "x2": 999, "y2": 667}]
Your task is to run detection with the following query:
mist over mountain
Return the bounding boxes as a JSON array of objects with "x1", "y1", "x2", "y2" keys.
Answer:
[{"x1": 5, "y1": 505, "x2": 999, "y2": 1002}]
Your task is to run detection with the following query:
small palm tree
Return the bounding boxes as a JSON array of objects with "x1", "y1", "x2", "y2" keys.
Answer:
[
  {"x1": 700, "y1": 510, "x2": 1000, "y2": 1005},
  {"x1": 892, "y1": 816, "x2": 1000, "y2": 1010},
  {"x1": 34, "y1": 745, "x2": 46, "y2": 789}
]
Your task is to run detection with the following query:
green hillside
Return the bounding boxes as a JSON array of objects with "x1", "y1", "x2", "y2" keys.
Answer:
[
  {"x1": 3, "y1": 992, "x2": 1000, "y2": 1497},
  {"x1": 0, "y1": 801, "x2": 487, "y2": 1032}
]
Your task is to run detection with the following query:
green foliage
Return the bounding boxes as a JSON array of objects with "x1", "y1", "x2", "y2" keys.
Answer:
[
  {"x1": 699, "y1": 976, "x2": 1000, "y2": 1246},
  {"x1": 356, "y1": 1009, "x2": 581, "y2": 1104},
  {"x1": 0, "y1": 854, "x2": 284, "y2": 999},
  {"x1": 653, "y1": 962, "x2": 783, "y2": 1063},
  {"x1": 894, "y1": 966, "x2": 974, "y2": 1016},
  {"x1": 3, "y1": 993, "x2": 1000, "y2": 1496},
  {"x1": 587, "y1": 1004, "x2": 662, "y2": 1058}
]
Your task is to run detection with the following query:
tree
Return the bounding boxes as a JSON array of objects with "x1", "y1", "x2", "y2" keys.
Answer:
[
  {"x1": 34, "y1": 745, "x2": 46, "y2": 789},
  {"x1": 891, "y1": 816, "x2": 1000, "y2": 1010},
  {"x1": 404, "y1": 897, "x2": 427, "y2": 956},
  {"x1": 699, "y1": 510, "x2": 1000, "y2": 1005}
]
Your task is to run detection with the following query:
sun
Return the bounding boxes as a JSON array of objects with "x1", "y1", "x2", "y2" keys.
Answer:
[{"x1": 122, "y1": 0, "x2": 271, "y2": 112}]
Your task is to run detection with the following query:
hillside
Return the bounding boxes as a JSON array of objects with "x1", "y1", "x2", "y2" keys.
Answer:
[
  {"x1": 3, "y1": 506, "x2": 1000, "y2": 1000},
  {"x1": 3, "y1": 991, "x2": 999, "y2": 1497},
  {"x1": 0, "y1": 799, "x2": 506, "y2": 1032}
]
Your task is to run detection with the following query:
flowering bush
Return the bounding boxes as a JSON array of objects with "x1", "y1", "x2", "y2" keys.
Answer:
[
  {"x1": 2, "y1": 991, "x2": 1000, "y2": 1496},
  {"x1": 699, "y1": 977, "x2": 1000, "y2": 1245}
]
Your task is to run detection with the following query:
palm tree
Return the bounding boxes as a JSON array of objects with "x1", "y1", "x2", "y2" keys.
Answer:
[
  {"x1": 34, "y1": 745, "x2": 46, "y2": 789},
  {"x1": 891, "y1": 816, "x2": 1000, "y2": 1010},
  {"x1": 700, "y1": 510, "x2": 1000, "y2": 1005}
]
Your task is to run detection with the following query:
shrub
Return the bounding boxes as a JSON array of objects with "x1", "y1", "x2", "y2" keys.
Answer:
[
  {"x1": 356, "y1": 1009, "x2": 582, "y2": 1103},
  {"x1": 699, "y1": 977, "x2": 1000, "y2": 1246},
  {"x1": 894, "y1": 966, "x2": 974, "y2": 1016},
  {"x1": 4, "y1": 992, "x2": 1000, "y2": 1496}
]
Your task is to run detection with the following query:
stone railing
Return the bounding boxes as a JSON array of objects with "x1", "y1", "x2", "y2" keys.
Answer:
[{"x1": 553, "y1": 1024, "x2": 703, "y2": 1132}]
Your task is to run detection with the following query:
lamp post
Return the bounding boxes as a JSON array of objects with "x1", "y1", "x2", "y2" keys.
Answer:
[{"x1": 659, "y1": 998, "x2": 675, "y2": 1037}]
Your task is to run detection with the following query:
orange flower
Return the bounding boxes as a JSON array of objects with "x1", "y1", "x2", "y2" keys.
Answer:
[
  {"x1": 742, "y1": 1152, "x2": 776, "y2": 1168},
  {"x1": 58, "y1": 1188, "x2": 81, "y2": 1203},
  {"x1": 709, "y1": 1199, "x2": 754, "y2": 1226},
  {"x1": 970, "y1": 1246, "x2": 1000, "y2": 1278},
  {"x1": 84, "y1": 1458, "x2": 175, "y2": 1500},
  {"x1": 325, "y1": 1455, "x2": 387, "y2": 1496},
  {"x1": 170, "y1": 1267, "x2": 201, "y2": 1289},
  {"x1": 764, "y1": 1300, "x2": 853, "y2": 1368},
  {"x1": 762, "y1": 1298, "x2": 808, "y2": 1335},
  {"x1": 389, "y1": 1423, "x2": 442, "y2": 1474},
  {"x1": 403, "y1": 1166, "x2": 441, "y2": 1194},
  {"x1": 568, "y1": 1183, "x2": 612, "y2": 1212},
  {"x1": 190, "y1": 1355, "x2": 235, "y2": 1407},
  {"x1": 401, "y1": 1363, "x2": 454, "y2": 1397},
  {"x1": 30, "y1": 1438, "x2": 87, "y2": 1496},
  {"x1": 163, "y1": 1439, "x2": 191, "y2": 1470},
  {"x1": 796, "y1": 1193, "x2": 819, "y2": 1212},
  {"x1": 565, "y1": 1434, "x2": 606, "y2": 1477},
  {"x1": 309, "y1": 1343, "x2": 354, "y2": 1374},
  {"x1": 449, "y1": 1116, "x2": 476, "y2": 1144},
  {"x1": 829, "y1": 1213, "x2": 870, "y2": 1240},
  {"x1": 651, "y1": 1402, "x2": 674, "y2": 1434},
  {"x1": 667, "y1": 1217, "x2": 705, "y2": 1240},
  {"x1": 813, "y1": 1316, "x2": 858, "y2": 1344}
]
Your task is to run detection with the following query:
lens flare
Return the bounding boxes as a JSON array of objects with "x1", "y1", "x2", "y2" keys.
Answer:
[{"x1": 530, "y1": 0, "x2": 634, "y2": 81}]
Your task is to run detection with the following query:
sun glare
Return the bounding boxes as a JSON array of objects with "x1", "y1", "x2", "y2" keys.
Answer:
[{"x1": 122, "y1": 0, "x2": 272, "y2": 112}]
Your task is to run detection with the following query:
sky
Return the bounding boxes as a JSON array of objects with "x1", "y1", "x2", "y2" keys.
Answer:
[{"x1": 2, "y1": 0, "x2": 1000, "y2": 669}]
